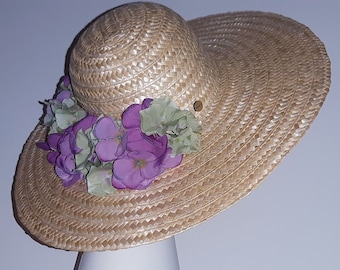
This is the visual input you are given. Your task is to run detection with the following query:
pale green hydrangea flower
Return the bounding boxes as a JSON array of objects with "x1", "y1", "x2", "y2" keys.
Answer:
[
  {"x1": 42, "y1": 76, "x2": 87, "y2": 134},
  {"x1": 86, "y1": 163, "x2": 116, "y2": 196},
  {"x1": 140, "y1": 97, "x2": 202, "y2": 156}
]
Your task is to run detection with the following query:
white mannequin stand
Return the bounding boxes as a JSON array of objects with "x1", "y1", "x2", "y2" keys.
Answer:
[{"x1": 77, "y1": 236, "x2": 180, "y2": 270}]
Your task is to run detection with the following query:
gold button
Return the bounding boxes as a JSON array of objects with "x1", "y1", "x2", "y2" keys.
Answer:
[{"x1": 193, "y1": 100, "x2": 203, "y2": 112}]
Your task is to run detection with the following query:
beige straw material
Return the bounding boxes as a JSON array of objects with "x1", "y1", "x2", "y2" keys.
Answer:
[{"x1": 13, "y1": 2, "x2": 330, "y2": 251}]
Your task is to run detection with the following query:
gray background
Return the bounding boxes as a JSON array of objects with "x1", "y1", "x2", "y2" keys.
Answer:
[{"x1": 1, "y1": 0, "x2": 339, "y2": 269}]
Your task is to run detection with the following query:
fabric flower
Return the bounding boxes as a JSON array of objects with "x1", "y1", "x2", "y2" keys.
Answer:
[
  {"x1": 42, "y1": 90, "x2": 71, "y2": 127},
  {"x1": 122, "y1": 99, "x2": 167, "y2": 157},
  {"x1": 139, "y1": 97, "x2": 202, "y2": 156},
  {"x1": 42, "y1": 76, "x2": 86, "y2": 134},
  {"x1": 112, "y1": 150, "x2": 161, "y2": 189},
  {"x1": 38, "y1": 114, "x2": 97, "y2": 187},
  {"x1": 157, "y1": 147, "x2": 183, "y2": 173},
  {"x1": 93, "y1": 117, "x2": 127, "y2": 162},
  {"x1": 125, "y1": 129, "x2": 168, "y2": 158},
  {"x1": 38, "y1": 79, "x2": 197, "y2": 193},
  {"x1": 112, "y1": 148, "x2": 183, "y2": 190},
  {"x1": 111, "y1": 98, "x2": 183, "y2": 189},
  {"x1": 86, "y1": 164, "x2": 116, "y2": 196},
  {"x1": 61, "y1": 75, "x2": 71, "y2": 88},
  {"x1": 75, "y1": 128, "x2": 97, "y2": 174},
  {"x1": 121, "y1": 98, "x2": 152, "y2": 129}
]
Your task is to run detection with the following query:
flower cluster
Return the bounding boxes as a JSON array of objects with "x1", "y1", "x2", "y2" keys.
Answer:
[
  {"x1": 41, "y1": 76, "x2": 87, "y2": 134},
  {"x1": 37, "y1": 76, "x2": 201, "y2": 196}
]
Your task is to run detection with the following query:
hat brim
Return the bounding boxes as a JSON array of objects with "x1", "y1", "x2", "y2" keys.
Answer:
[{"x1": 13, "y1": 10, "x2": 330, "y2": 251}]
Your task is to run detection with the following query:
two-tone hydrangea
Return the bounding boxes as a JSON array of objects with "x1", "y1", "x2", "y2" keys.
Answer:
[{"x1": 37, "y1": 76, "x2": 201, "y2": 196}]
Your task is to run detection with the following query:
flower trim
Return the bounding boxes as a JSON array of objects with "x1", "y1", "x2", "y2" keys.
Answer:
[{"x1": 37, "y1": 76, "x2": 201, "y2": 196}]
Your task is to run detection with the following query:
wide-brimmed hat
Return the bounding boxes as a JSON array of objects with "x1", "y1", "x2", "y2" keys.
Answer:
[{"x1": 13, "y1": 2, "x2": 330, "y2": 251}]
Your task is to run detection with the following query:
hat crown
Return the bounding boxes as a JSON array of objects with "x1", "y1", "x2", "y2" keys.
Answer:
[{"x1": 69, "y1": 2, "x2": 218, "y2": 118}]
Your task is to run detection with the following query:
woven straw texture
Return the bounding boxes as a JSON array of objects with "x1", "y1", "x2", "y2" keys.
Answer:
[{"x1": 13, "y1": 2, "x2": 330, "y2": 251}]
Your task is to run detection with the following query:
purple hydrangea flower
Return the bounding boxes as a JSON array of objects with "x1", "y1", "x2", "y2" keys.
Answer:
[
  {"x1": 125, "y1": 128, "x2": 168, "y2": 158},
  {"x1": 111, "y1": 98, "x2": 183, "y2": 189},
  {"x1": 62, "y1": 75, "x2": 70, "y2": 87},
  {"x1": 122, "y1": 99, "x2": 167, "y2": 157},
  {"x1": 157, "y1": 147, "x2": 183, "y2": 173},
  {"x1": 122, "y1": 98, "x2": 152, "y2": 129},
  {"x1": 38, "y1": 114, "x2": 97, "y2": 187},
  {"x1": 55, "y1": 89, "x2": 71, "y2": 101},
  {"x1": 93, "y1": 117, "x2": 127, "y2": 162},
  {"x1": 38, "y1": 94, "x2": 184, "y2": 192},
  {"x1": 112, "y1": 150, "x2": 161, "y2": 189},
  {"x1": 112, "y1": 148, "x2": 183, "y2": 190}
]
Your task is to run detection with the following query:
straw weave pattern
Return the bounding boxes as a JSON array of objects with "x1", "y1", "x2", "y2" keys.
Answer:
[
  {"x1": 13, "y1": 3, "x2": 330, "y2": 251},
  {"x1": 69, "y1": 3, "x2": 218, "y2": 121}
]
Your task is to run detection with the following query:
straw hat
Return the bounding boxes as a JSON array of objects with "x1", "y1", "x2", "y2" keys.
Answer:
[{"x1": 13, "y1": 2, "x2": 330, "y2": 251}]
